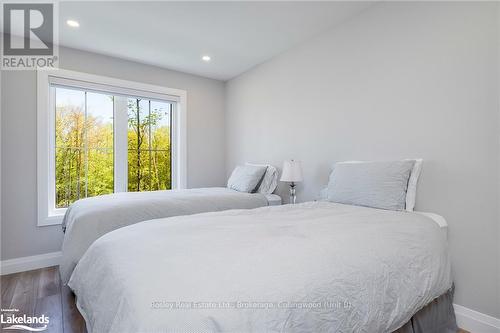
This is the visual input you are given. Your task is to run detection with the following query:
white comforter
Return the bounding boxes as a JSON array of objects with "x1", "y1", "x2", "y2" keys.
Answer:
[
  {"x1": 60, "y1": 187, "x2": 269, "y2": 284},
  {"x1": 69, "y1": 202, "x2": 452, "y2": 333}
]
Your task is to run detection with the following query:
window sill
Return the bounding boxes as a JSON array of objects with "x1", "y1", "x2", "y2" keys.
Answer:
[{"x1": 38, "y1": 214, "x2": 64, "y2": 227}]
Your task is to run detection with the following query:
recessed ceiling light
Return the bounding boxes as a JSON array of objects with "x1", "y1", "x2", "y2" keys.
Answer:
[
  {"x1": 66, "y1": 20, "x2": 80, "y2": 28},
  {"x1": 202, "y1": 55, "x2": 211, "y2": 62}
]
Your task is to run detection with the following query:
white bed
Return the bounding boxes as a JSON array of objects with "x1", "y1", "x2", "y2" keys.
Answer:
[
  {"x1": 60, "y1": 187, "x2": 281, "y2": 284},
  {"x1": 68, "y1": 201, "x2": 452, "y2": 333}
]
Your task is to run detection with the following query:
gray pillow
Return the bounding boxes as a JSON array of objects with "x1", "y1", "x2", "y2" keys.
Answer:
[
  {"x1": 246, "y1": 163, "x2": 279, "y2": 194},
  {"x1": 227, "y1": 165, "x2": 268, "y2": 193},
  {"x1": 327, "y1": 160, "x2": 415, "y2": 211}
]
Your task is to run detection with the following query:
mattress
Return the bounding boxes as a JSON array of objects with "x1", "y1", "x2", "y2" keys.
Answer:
[
  {"x1": 68, "y1": 202, "x2": 452, "y2": 333},
  {"x1": 415, "y1": 212, "x2": 448, "y2": 240},
  {"x1": 60, "y1": 187, "x2": 276, "y2": 284}
]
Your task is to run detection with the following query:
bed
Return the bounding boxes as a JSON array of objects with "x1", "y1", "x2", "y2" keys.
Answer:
[
  {"x1": 68, "y1": 201, "x2": 454, "y2": 333},
  {"x1": 60, "y1": 187, "x2": 281, "y2": 284}
]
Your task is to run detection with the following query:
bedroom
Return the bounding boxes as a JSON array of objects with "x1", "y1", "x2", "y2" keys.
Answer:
[{"x1": 0, "y1": 1, "x2": 499, "y2": 332}]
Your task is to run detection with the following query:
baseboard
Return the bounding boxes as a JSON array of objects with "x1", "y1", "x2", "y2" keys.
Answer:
[
  {"x1": 0, "y1": 251, "x2": 62, "y2": 275},
  {"x1": 455, "y1": 304, "x2": 500, "y2": 333}
]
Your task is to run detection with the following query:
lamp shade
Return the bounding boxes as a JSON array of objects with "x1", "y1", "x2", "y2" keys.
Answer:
[{"x1": 280, "y1": 160, "x2": 303, "y2": 182}]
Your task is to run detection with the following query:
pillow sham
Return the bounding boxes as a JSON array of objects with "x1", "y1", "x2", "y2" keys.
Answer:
[
  {"x1": 326, "y1": 160, "x2": 415, "y2": 211},
  {"x1": 246, "y1": 163, "x2": 278, "y2": 194},
  {"x1": 324, "y1": 159, "x2": 423, "y2": 211},
  {"x1": 405, "y1": 159, "x2": 423, "y2": 211},
  {"x1": 227, "y1": 165, "x2": 267, "y2": 193}
]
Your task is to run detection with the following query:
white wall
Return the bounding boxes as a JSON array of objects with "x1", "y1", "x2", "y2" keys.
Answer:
[
  {"x1": 1, "y1": 46, "x2": 226, "y2": 260},
  {"x1": 226, "y1": 2, "x2": 500, "y2": 318}
]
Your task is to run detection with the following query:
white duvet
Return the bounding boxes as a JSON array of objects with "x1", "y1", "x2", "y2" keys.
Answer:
[
  {"x1": 69, "y1": 202, "x2": 452, "y2": 333},
  {"x1": 60, "y1": 187, "x2": 269, "y2": 284}
]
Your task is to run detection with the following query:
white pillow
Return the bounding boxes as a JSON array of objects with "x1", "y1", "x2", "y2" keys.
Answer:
[
  {"x1": 327, "y1": 160, "x2": 415, "y2": 211},
  {"x1": 227, "y1": 165, "x2": 267, "y2": 193},
  {"x1": 405, "y1": 158, "x2": 423, "y2": 211},
  {"x1": 246, "y1": 163, "x2": 278, "y2": 194},
  {"x1": 325, "y1": 159, "x2": 423, "y2": 211}
]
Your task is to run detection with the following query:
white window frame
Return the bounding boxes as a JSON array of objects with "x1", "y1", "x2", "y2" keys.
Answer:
[{"x1": 37, "y1": 69, "x2": 187, "y2": 226}]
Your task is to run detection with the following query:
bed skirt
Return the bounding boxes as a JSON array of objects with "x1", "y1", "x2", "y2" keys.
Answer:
[{"x1": 394, "y1": 285, "x2": 458, "y2": 333}]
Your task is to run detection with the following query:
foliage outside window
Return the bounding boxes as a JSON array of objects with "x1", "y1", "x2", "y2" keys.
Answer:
[
  {"x1": 127, "y1": 98, "x2": 172, "y2": 193},
  {"x1": 54, "y1": 86, "x2": 172, "y2": 208}
]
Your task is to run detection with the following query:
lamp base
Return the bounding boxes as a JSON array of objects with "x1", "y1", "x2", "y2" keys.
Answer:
[{"x1": 289, "y1": 182, "x2": 296, "y2": 204}]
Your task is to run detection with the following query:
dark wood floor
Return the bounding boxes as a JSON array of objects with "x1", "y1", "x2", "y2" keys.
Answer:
[
  {"x1": 1, "y1": 266, "x2": 86, "y2": 333},
  {"x1": 0, "y1": 267, "x2": 472, "y2": 333}
]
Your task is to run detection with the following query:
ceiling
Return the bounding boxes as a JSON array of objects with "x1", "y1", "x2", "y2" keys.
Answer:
[{"x1": 57, "y1": 1, "x2": 373, "y2": 81}]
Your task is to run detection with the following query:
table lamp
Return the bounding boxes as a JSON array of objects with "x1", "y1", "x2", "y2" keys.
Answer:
[{"x1": 280, "y1": 160, "x2": 303, "y2": 204}]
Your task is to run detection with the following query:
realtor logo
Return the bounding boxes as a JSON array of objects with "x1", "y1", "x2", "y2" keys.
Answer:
[
  {"x1": 1, "y1": 2, "x2": 58, "y2": 69},
  {"x1": 1, "y1": 308, "x2": 49, "y2": 332}
]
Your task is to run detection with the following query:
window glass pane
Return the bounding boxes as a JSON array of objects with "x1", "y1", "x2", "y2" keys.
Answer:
[
  {"x1": 55, "y1": 88, "x2": 85, "y2": 149},
  {"x1": 87, "y1": 148, "x2": 114, "y2": 197},
  {"x1": 127, "y1": 98, "x2": 172, "y2": 192},
  {"x1": 127, "y1": 149, "x2": 151, "y2": 192},
  {"x1": 150, "y1": 101, "x2": 171, "y2": 190},
  {"x1": 150, "y1": 101, "x2": 171, "y2": 150},
  {"x1": 86, "y1": 92, "x2": 114, "y2": 149},
  {"x1": 86, "y1": 92, "x2": 114, "y2": 198},
  {"x1": 55, "y1": 148, "x2": 85, "y2": 208},
  {"x1": 152, "y1": 150, "x2": 171, "y2": 190},
  {"x1": 127, "y1": 98, "x2": 146, "y2": 191},
  {"x1": 55, "y1": 87, "x2": 115, "y2": 208}
]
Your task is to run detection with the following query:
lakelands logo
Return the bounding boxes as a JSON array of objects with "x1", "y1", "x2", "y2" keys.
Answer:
[
  {"x1": 1, "y1": 2, "x2": 59, "y2": 70},
  {"x1": 1, "y1": 309, "x2": 49, "y2": 331}
]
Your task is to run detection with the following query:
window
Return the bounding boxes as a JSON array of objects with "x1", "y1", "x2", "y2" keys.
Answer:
[{"x1": 38, "y1": 69, "x2": 186, "y2": 225}]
